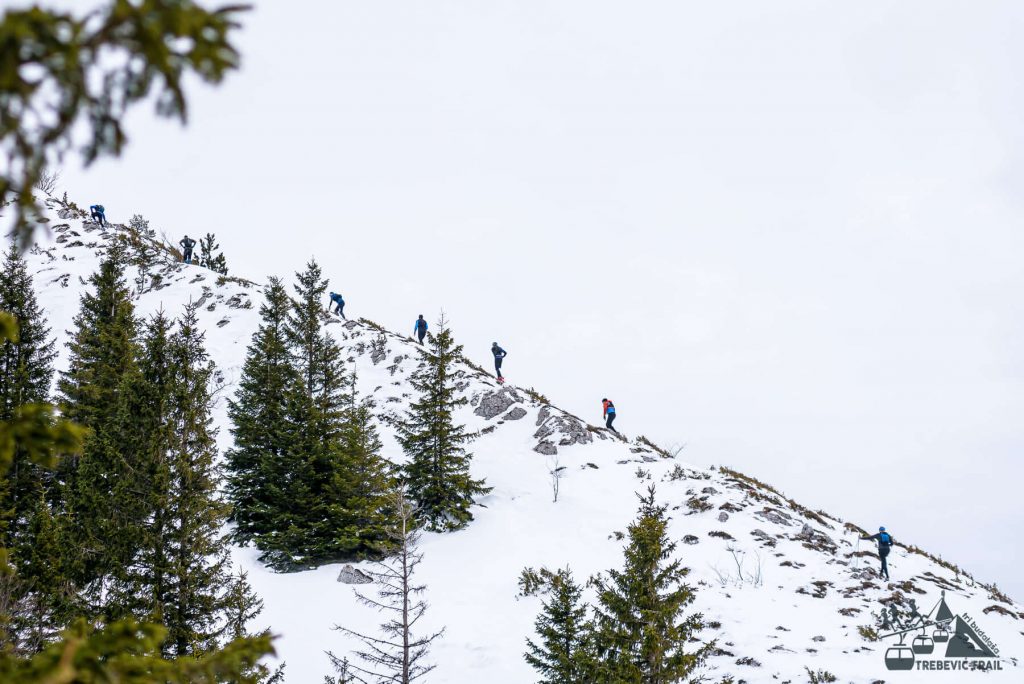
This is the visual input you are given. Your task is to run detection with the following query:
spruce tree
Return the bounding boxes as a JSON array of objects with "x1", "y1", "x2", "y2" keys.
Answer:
[
  {"x1": 57, "y1": 241, "x2": 139, "y2": 429},
  {"x1": 397, "y1": 316, "x2": 490, "y2": 531},
  {"x1": 161, "y1": 303, "x2": 238, "y2": 656},
  {"x1": 199, "y1": 232, "x2": 229, "y2": 275},
  {"x1": 324, "y1": 376, "x2": 398, "y2": 559},
  {"x1": 591, "y1": 486, "x2": 712, "y2": 683},
  {"x1": 223, "y1": 569, "x2": 285, "y2": 683},
  {"x1": 7, "y1": 493, "x2": 73, "y2": 653},
  {"x1": 229, "y1": 270, "x2": 398, "y2": 567},
  {"x1": 56, "y1": 242, "x2": 144, "y2": 609},
  {"x1": 226, "y1": 277, "x2": 302, "y2": 552},
  {"x1": 105, "y1": 312, "x2": 176, "y2": 623},
  {"x1": 525, "y1": 569, "x2": 595, "y2": 684},
  {"x1": 0, "y1": 244, "x2": 57, "y2": 551},
  {"x1": 279, "y1": 260, "x2": 349, "y2": 564}
]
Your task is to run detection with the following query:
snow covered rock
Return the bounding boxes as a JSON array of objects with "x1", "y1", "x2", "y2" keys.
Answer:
[
  {"x1": 534, "y1": 406, "x2": 593, "y2": 447},
  {"x1": 336, "y1": 565, "x2": 373, "y2": 584},
  {"x1": 474, "y1": 388, "x2": 520, "y2": 419},
  {"x1": 503, "y1": 407, "x2": 528, "y2": 421},
  {"x1": 534, "y1": 441, "x2": 557, "y2": 456}
]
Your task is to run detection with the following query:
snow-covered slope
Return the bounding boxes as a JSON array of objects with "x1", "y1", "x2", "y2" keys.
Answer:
[{"x1": 23, "y1": 196, "x2": 1024, "y2": 683}]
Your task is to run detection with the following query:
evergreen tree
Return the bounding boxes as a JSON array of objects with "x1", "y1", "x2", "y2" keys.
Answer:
[
  {"x1": 525, "y1": 569, "x2": 595, "y2": 684},
  {"x1": 277, "y1": 261, "x2": 349, "y2": 564},
  {"x1": 57, "y1": 241, "x2": 139, "y2": 429},
  {"x1": 161, "y1": 303, "x2": 238, "y2": 656},
  {"x1": 329, "y1": 490, "x2": 444, "y2": 684},
  {"x1": 55, "y1": 242, "x2": 144, "y2": 609},
  {"x1": 199, "y1": 232, "x2": 229, "y2": 275},
  {"x1": 0, "y1": 245, "x2": 55, "y2": 415},
  {"x1": 591, "y1": 486, "x2": 712, "y2": 683},
  {"x1": 224, "y1": 569, "x2": 286, "y2": 683},
  {"x1": 226, "y1": 278, "x2": 302, "y2": 552},
  {"x1": 4, "y1": 494, "x2": 73, "y2": 653},
  {"x1": 0, "y1": 310, "x2": 272, "y2": 679},
  {"x1": 324, "y1": 376, "x2": 398, "y2": 559},
  {"x1": 397, "y1": 316, "x2": 490, "y2": 531},
  {"x1": 105, "y1": 312, "x2": 176, "y2": 623},
  {"x1": 229, "y1": 269, "x2": 397, "y2": 568},
  {"x1": 0, "y1": 244, "x2": 56, "y2": 552}
]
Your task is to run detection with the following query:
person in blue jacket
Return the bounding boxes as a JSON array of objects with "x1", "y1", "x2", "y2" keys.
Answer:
[
  {"x1": 602, "y1": 398, "x2": 618, "y2": 433},
  {"x1": 491, "y1": 342, "x2": 507, "y2": 380},
  {"x1": 89, "y1": 204, "x2": 106, "y2": 228},
  {"x1": 413, "y1": 315, "x2": 428, "y2": 344},
  {"x1": 329, "y1": 292, "x2": 346, "y2": 319},
  {"x1": 861, "y1": 526, "x2": 895, "y2": 580}
]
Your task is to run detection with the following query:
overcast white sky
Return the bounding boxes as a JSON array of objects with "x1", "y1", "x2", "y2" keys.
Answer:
[{"x1": 38, "y1": 1, "x2": 1024, "y2": 598}]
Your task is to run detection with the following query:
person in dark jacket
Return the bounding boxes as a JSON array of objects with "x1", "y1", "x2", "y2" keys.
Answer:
[
  {"x1": 413, "y1": 315, "x2": 428, "y2": 344},
  {"x1": 491, "y1": 342, "x2": 507, "y2": 380},
  {"x1": 602, "y1": 398, "x2": 618, "y2": 433},
  {"x1": 179, "y1": 235, "x2": 196, "y2": 264},
  {"x1": 90, "y1": 204, "x2": 106, "y2": 228},
  {"x1": 329, "y1": 292, "x2": 346, "y2": 319},
  {"x1": 861, "y1": 526, "x2": 895, "y2": 580}
]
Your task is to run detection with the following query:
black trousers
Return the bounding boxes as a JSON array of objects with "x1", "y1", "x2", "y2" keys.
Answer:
[
  {"x1": 879, "y1": 546, "x2": 890, "y2": 578},
  {"x1": 334, "y1": 303, "x2": 346, "y2": 319},
  {"x1": 182, "y1": 248, "x2": 193, "y2": 263},
  {"x1": 606, "y1": 413, "x2": 617, "y2": 432},
  {"x1": 417, "y1": 330, "x2": 426, "y2": 344},
  {"x1": 91, "y1": 210, "x2": 106, "y2": 227},
  {"x1": 495, "y1": 358, "x2": 503, "y2": 377}
]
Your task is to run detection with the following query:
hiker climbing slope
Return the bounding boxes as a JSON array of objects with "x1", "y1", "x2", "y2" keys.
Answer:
[
  {"x1": 491, "y1": 342, "x2": 507, "y2": 382},
  {"x1": 89, "y1": 204, "x2": 106, "y2": 228},
  {"x1": 602, "y1": 398, "x2": 618, "y2": 434},
  {"x1": 413, "y1": 315, "x2": 428, "y2": 344},
  {"x1": 329, "y1": 292, "x2": 346, "y2": 319},
  {"x1": 861, "y1": 526, "x2": 895, "y2": 580},
  {"x1": 179, "y1": 235, "x2": 196, "y2": 264}
]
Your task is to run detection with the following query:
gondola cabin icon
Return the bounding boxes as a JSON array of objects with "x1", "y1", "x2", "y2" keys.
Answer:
[{"x1": 877, "y1": 591, "x2": 999, "y2": 671}]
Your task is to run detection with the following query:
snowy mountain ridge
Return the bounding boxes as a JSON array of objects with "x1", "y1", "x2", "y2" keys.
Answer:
[{"x1": 21, "y1": 195, "x2": 1024, "y2": 683}]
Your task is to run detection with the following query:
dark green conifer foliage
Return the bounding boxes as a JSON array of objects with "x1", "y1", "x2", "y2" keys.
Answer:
[
  {"x1": 591, "y1": 486, "x2": 712, "y2": 683},
  {"x1": 223, "y1": 569, "x2": 286, "y2": 683},
  {"x1": 106, "y1": 312, "x2": 176, "y2": 624},
  {"x1": 56, "y1": 242, "x2": 144, "y2": 607},
  {"x1": 226, "y1": 278, "x2": 301, "y2": 551},
  {"x1": 282, "y1": 261, "x2": 349, "y2": 562},
  {"x1": 199, "y1": 233, "x2": 229, "y2": 275},
  {"x1": 397, "y1": 316, "x2": 490, "y2": 531},
  {"x1": 0, "y1": 244, "x2": 56, "y2": 551},
  {"x1": 0, "y1": 245, "x2": 55, "y2": 413},
  {"x1": 57, "y1": 241, "x2": 139, "y2": 429},
  {"x1": 161, "y1": 303, "x2": 237, "y2": 657},
  {"x1": 6, "y1": 493, "x2": 73, "y2": 653},
  {"x1": 229, "y1": 269, "x2": 399, "y2": 567},
  {"x1": 325, "y1": 376, "x2": 398, "y2": 558},
  {"x1": 525, "y1": 569, "x2": 595, "y2": 684}
]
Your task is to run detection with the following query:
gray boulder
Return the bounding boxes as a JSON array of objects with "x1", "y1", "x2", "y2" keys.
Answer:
[
  {"x1": 474, "y1": 389, "x2": 519, "y2": 419},
  {"x1": 534, "y1": 441, "x2": 558, "y2": 456},
  {"x1": 534, "y1": 409, "x2": 593, "y2": 447},
  {"x1": 337, "y1": 565, "x2": 373, "y2": 584},
  {"x1": 503, "y1": 407, "x2": 528, "y2": 421}
]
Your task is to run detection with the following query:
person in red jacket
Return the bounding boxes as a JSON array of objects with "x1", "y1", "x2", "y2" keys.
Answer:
[{"x1": 602, "y1": 398, "x2": 618, "y2": 433}]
